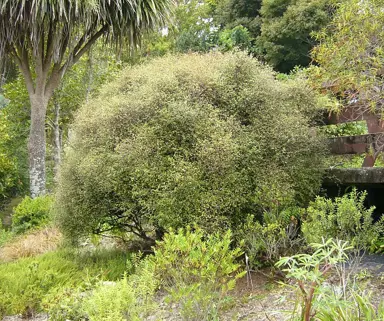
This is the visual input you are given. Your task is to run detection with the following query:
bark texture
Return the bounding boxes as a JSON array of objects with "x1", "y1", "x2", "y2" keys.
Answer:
[
  {"x1": 52, "y1": 101, "x2": 62, "y2": 179},
  {"x1": 29, "y1": 95, "x2": 48, "y2": 198}
]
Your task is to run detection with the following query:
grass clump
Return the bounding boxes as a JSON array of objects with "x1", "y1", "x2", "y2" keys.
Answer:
[
  {"x1": 0, "y1": 248, "x2": 130, "y2": 317},
  {"x1": 0, "y1": 227, "x2": 61, "y2": 262}
]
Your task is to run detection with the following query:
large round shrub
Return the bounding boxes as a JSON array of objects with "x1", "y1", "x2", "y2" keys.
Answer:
[{"x1": 56, "y1": 52, "x2": 327, "y2": 242}]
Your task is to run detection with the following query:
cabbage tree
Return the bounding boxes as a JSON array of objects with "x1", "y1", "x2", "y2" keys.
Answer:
[{"x1": 0, "y1": 0, "x2": 171, "y2": 197}]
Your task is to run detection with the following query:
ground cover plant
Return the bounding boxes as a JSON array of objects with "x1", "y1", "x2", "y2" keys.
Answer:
[
  {"x1": 0, "y1": 248, "x2": 130, "y2": 317},
  {"x1": 56, "y1": 51, "x2": 327, "y2": 244},
  {"x1": 0, "y1": 228, "x2": 245, "y2": 320}
]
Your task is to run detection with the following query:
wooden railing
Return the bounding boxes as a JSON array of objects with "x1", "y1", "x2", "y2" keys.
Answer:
[{"x1": 325, "y1": 107, "x2": 384, "y2": 167}]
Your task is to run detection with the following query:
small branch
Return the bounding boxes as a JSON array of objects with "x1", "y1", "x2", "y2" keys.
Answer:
[
  {"x1": 70, "y1": 24, "x2": 109, "y2": 67},
  {"x1": 12, "y1": 45, "x2": 35, "y2": 95},
  {"x1": 43, "y1": 21, "x2": 55, "y2": 73},
  {"x1": 298, "y1": 281, "x2": 308, "y2": 297}
]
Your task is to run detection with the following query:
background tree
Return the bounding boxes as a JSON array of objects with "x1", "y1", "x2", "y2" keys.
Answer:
[
  {"x1": 141, "y1": 0, "x2": 218, "y2": 56},
  {"x1": 257, "y1": 0, "x2": 332, "y2": 73},
  {"x1": 215, "y1": 0, "x2": 262, "y2": 39},
  {"x1": 1, "y1": 47, "x2": 123, "y2": 193},
  {"x1": 0, "y1": 0, "x2": 171, "y2": 197},
  {"x1": 1, "y1": 78, "x2": 30, "y2": 198},
  {"x1": 309, "y1": 0, "x2": 384, "y2": 112}
]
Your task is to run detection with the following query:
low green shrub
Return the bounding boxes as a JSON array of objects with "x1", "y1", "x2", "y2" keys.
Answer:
[
  {"x1": 302, "y1": 189, "x2": 384, "y2": 251},
  {"x1": 240, "y1": 206, "x2": 304, "y2": 267},
  {"x1": 0, "y1": 248, "x2": 130, "y2": 317},
  {"x1": 46, "y1": 287, "x2": 88, "y2": 321},
  {"x1": 82, "y1": 259, "x2": 158, "y2": 321},
  {"x1": 151, "y1": 227, "x2": 245, "y2": 320},
  {"x1": 12, "y1": 195, "x2": 54, "y2": 234},
  {"x1": 83, "y1": 279, "x2": 138, "y2": 321}
]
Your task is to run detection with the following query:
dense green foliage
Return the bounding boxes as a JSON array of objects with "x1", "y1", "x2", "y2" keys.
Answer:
[
  {"x1": 0, "y1": 86, "x2": 27, "y2": 202},
  {"x1": 215, "y1": 0, "x2": 262, "y2": 38},
  {"x1": 12, "y1": 195, "x2": 54, "y2": 234},
  {"x1": 302, "y1": 189, "x2": 384, "y2": 250},
  {"x1": 309, "y1": 0, "x2": 384, "y2": 112},
  {"x1": 240, "y1": 206, "x2": 303, "y2": 266},
  {"x1": 0, "y1": 248, "x2": 129, "y2": 317},
  {"x1": 56, "y1": 52, "x2": 327, "y2": 243},
  {"x1": 0, "y1": 154, "x2": 19, "y2": 202},
  {"x1": 151, "y1": 227, "x2": 244, "y2": 319},
  {"x1": 82, "y1": 267, "x2": 158, "y2": 321},
  {"x1": 257, "y1": 0, "x2": 332, "y2": 72}
]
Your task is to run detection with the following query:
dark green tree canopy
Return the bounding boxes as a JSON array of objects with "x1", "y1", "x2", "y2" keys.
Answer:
[
  {"x1": 215, "y1": 0, "x2": 262, "y2": 37},
  {"x1": 257, "y1": 0, "x2": 332, "y2": 73}
]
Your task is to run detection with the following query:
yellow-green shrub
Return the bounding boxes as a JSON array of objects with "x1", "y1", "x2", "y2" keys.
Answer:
[
  {"x1": 302, "y1": 189, "x2": 384, "y2": 250},
  {"x1": 151, "y1": 227, "x2": 244, "y2": 320},
  {"x1": 56, "y1": 52, "x2": 327, "y2": 243},
  {"x1": 12, "y1": 195, "x2": 53, "y2": 234},
  {"x1": 82, "y1": 259, "x2": 158, "y2": 321}
]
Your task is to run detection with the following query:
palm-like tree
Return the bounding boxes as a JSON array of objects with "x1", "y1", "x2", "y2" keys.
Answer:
[{"x1": 0, "y1": 0, "x2": 172, "y2": 197}]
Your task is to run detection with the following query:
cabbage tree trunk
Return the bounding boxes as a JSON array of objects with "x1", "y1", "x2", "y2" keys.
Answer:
[
  {"x1": 52, "y1": 100, "x2": 62, "y2": 179},
  {"x1": 29, "y1": 94, "x2": 48, "y2": 198}
]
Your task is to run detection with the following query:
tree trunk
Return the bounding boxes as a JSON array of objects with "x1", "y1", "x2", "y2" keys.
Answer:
[
  {"x1": 29, "y1": 94, "x2": 48, "y2": 198},
  {"x1": 53, "y1": 100, "x2": 62, "y2": 179}
]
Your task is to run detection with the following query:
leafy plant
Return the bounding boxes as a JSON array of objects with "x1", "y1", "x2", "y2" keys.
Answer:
[
  {"x1": 276, "y1": 239, "x2": 352, "y2": 321},
  {"x1": 151, "y1": 227, "x2": 245, "y2": 320},
  {"x1": 240, "y1": 206, "x2": 304, "y2": 267},
  {"x1": 315, "y1": 289, "x2": 384, "y2": 321},
  {"x1": 56, "y1": 52, "x2": 327, "y2": 243},
  {"x1": 12, "y1": 195, "x2": 54, "y2": 234},
  {"x1": 302, "y1": 189, "x2": 384, "y2": 251},
  {"x1": 82, "y1": 256, "x2": 158, "y2": 321}
]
